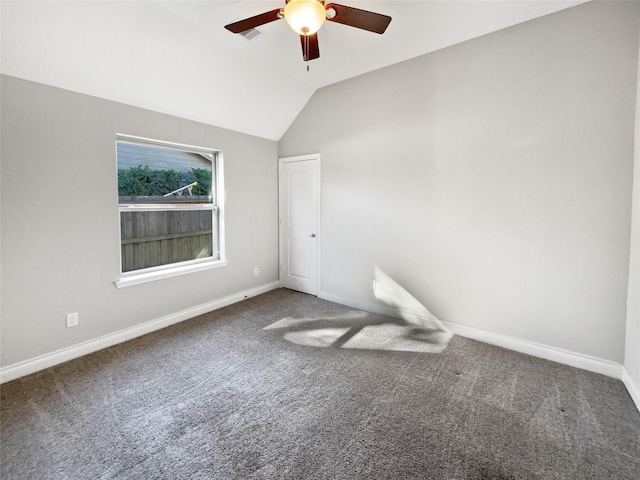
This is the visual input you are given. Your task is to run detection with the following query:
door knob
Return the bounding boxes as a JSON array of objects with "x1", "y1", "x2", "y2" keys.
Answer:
[{"x1": 310, "y1": 233, "x2": 316, "y2": 238}]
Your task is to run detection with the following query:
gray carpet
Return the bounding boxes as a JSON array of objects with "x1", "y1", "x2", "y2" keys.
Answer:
[{"x1": 1, "y1": 288, "x2": 639, "y2": 479}]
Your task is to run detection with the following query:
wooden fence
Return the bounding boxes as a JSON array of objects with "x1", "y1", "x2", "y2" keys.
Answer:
[{"x1": 120, "y1": 209, "x2": 213, "y2": 272}]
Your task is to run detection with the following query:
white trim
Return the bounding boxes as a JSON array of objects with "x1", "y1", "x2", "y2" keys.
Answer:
[
  {"x1": 216, "y1": 152, "x2": 226, "y2": 263},
  {"x1": 319, "y1": 290, "x2": 624, "y2": 380},
  {"x1": 0, "y1": 281, "x2": 281, "y2": 384},
  {"x1": 445, "y1": 322, "x2": 622, "y2": 379},
  {"x1": 622, "y1": 367, "x2": 640, "y2": 413},
  {"x1": 115, "y1": 259, "x2": 228, "y2": 288},
  {"x1": 119, "y1": 204, "x2": 217, "y2": 212},
  {"x1": 278, "y1": 153, "x2": 322, "y2": 295},
  {"x1": 116, "y1": 133, "x2": 219, "y2": 155}
]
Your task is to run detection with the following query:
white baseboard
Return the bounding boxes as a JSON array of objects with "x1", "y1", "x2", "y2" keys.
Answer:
[
  {"x1": 319, "y1": 290, "x2": 623, "y2": 380},
  {"x1": 0, "y1": 281, "x2": 281, "y2": 384},
  {"x1": 443, "y1": 321, "x2": 622, "y2": 379},
  {"x1": 622, "y1": 367, "x2": 640, "y2": 412}
]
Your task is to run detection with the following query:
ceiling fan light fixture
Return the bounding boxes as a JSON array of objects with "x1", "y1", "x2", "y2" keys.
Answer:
[{"x1": 284, "y1": 0, "x2": 326, "y2": 35}]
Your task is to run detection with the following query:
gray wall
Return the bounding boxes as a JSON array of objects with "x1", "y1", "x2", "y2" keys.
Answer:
[
  {"x1": 626, "y1": 34, "x2": 640, "y2": 391},
  {"x1": 0, "y1": 75, "x2": 279, "y2": 367},
  {"x1": 280, "y1": 1, "x2": 639, "y2": 363}
]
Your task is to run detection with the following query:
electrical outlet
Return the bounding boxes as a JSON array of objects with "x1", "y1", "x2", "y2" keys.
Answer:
[
  {"x1": 254, "y1": 267, "x2": 260, "y2": 276},
  {"x1": 66, "y1": 312, "x2": 79, "y2": 328}
]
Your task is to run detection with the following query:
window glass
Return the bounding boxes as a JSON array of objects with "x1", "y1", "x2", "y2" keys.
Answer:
[{"x1": 116, "y1": 137, "x2": 221, "y2": 275}]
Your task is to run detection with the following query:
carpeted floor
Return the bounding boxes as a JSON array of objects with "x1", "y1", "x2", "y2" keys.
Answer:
[{"x1": 1, "y1": 288, "x2": 639, "y2": 479}]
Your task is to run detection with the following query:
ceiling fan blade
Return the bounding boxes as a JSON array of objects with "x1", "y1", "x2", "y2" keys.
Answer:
[
  {"x1": 300, "y1": 33, "x2": 320, "y2": 61},
  {"x1": 325, "y1": 3, "x2": 391, "y2": 34},
  {"x1": 224, "y1": 9, "x2": 282, "y2": 34}
]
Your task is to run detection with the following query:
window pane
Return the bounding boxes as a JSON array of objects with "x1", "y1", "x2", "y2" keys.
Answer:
[
  {"x1": 117, "y1": 142, "x2": 214, "y2": 204},
  {"x1": 120, "y1": 210, "x2": 213, "y2": 272},
  {"x1": 116, "y1": 137, "x2": 221, "y2": 276}
]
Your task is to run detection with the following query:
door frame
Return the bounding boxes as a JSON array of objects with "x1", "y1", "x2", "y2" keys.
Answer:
[{"x1": 278, "y1": 153, "x2": 322, "y2": 295}]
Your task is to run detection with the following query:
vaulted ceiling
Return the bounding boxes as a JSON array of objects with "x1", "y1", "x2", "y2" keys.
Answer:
[{"x1": 1, "y1": 1, "x2": 588, "y2": 140}]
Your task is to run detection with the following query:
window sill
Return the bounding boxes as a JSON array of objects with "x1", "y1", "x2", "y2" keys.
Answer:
[{"x1": 114, "y1": 259, "x2": 228, "y2": 288}]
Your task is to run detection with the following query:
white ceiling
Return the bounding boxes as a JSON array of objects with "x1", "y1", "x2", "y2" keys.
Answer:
[{"x1": 1, "y1": 0, "x2": 588, "y2": 140}]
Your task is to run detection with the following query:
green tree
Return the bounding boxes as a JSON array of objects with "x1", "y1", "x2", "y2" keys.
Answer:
[{"x1": 118, "y1": 166, "x2": 212, "y2": 197}]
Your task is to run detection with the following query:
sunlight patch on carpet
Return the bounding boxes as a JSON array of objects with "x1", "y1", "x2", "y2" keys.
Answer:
[
  {"x1": 264, "y1": 311, "x2": 368, "y2": 330},
  {"x1": 284, "y1": 328, "x2": 351, "y2": 348},
  {"x1": 265, "y1": 313, "x2": 453, "y2": 353},
  {"x1": 342, "y1": 324, "x2": 453, "y2": 353}
]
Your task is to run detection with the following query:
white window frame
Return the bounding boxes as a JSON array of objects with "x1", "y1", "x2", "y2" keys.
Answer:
[{"x1": 114, "y1": 134, "x2": 226, "y2": 288}]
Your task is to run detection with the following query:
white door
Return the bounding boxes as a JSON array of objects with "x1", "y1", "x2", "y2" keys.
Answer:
[{"x1": 279, "y1": 154, "x2": 320, "y2": 295}]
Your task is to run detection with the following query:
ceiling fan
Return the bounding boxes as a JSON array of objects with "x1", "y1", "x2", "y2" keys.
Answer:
[{"x1": 224, "y1": 0, "x2": 392, "y2": 63}]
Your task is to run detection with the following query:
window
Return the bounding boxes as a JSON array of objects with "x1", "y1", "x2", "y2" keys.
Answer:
[{"x1": 115, "y1": 134, "x2": 225, "y2": 287}]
